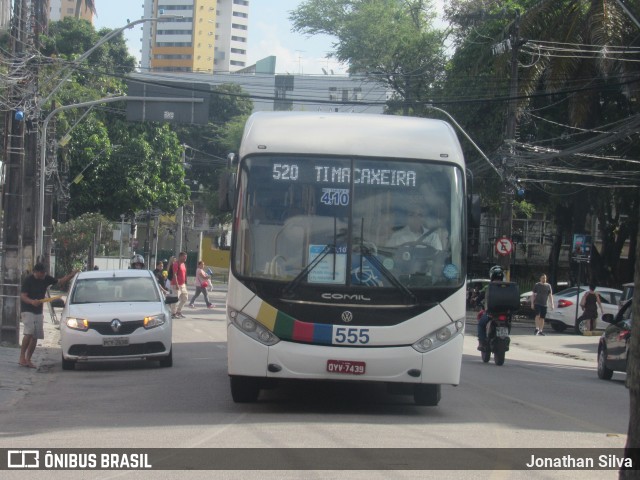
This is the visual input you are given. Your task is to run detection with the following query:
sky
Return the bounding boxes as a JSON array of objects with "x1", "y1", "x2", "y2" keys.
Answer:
[
  {"x1": 92, "y1": 1, "x2": 447, "y2": 75},
  {"x1": 92, "y1": 0, "x2": 349, "y2": 75}
]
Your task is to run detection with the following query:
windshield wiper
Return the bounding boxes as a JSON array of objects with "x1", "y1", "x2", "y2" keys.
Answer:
[
  {"x1": 359, "y1": 244, "x2": 417, "y2": 305},
  {"x1": 356, "y1": 218, "x2": 416, "y2": 304},
  {"x1": 282, "y1": 243, "x2": 336, "y2": 299}
]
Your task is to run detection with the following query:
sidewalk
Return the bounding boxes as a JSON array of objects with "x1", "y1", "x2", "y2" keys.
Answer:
[
  {"x1": 0, "y1": 283, "x2": 229, "y2": 410},
  {"x1": 0, "y1": 301, "x2": 61, "y2": 410}
]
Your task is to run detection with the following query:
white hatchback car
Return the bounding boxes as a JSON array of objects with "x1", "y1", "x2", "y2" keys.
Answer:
[
  {"x1": 60, "y1": 269, "x2": 177, "y2": 370},
  {"x1": 545, "y1": 286, "x2": 622, "y2": 334}
]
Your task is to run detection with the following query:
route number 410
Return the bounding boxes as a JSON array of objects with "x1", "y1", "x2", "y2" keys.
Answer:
[{"x1": 333, "y1": 327, "x2": 370, "y2": 345}]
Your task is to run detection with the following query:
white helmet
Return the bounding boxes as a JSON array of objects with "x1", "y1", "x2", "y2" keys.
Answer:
[{"x1": 130, "y1": 254, "x2": 145, "y2": 269}]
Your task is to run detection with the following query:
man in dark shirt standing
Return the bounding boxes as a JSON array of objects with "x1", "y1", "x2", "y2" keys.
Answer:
[
  {"x1": 153, "y1": 260, "x2": 169, "y2": 295},
  {"x1": 19, "y1": 263, "x2": 77, "y2": 368}
]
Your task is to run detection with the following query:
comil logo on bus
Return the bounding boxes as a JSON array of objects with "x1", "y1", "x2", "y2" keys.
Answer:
[
  {"x1": 8, "y1": 450, "x2": 40, "y2": 468},
  {"x1": 321, "y1": 293, "x2": 371, "y2": 301}
]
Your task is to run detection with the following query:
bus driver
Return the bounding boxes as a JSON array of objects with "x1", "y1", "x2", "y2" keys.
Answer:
[{"x1": 387, "y1": 204, "x2": 448, "y2": 251}]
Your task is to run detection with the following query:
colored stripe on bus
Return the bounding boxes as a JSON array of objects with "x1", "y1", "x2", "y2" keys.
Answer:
[
  {"x1": 312, "y1": 323, "x2": 333, "y2": 345},
  {"x1": 273, "y1": 310, "x2": 295, "y2": 338},
  {"x1": 257, "y1": 302, "x2": 278, "y2": 331},
  {"x1": 292, "y1": 320, "x2": 314, "y2": 343},
  {"x1": 257, "y1": 301, "x2": 333, "y2": 345}
]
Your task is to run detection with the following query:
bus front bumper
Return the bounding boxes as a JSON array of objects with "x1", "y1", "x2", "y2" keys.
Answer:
[{"x1": 227, "y1": 324, "x2": 463, "y2": 385}]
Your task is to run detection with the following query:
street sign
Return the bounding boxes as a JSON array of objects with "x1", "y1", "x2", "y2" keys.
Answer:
[
  {"x1": 495, "y1": 237, "x2": 513, "y2": 256},
  {"x1": 126, "y1": 79, "x2": 210, "y2": 125},
  {"x1": 572, "y1": 233, "x2": 592, "y2": 262}
]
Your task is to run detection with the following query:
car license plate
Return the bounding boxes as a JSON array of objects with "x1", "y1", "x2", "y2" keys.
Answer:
[
  {"x1": 327, "y1": 359, "x2": 366, "y2": 375},
  {"x1": 103, "y1": 337, "x2": 129, "y2": 347},
  {"x1": 496, "y1": 326, "x2": 509, "y2": 338}
]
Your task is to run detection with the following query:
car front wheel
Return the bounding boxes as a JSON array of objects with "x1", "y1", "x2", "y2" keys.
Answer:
[
  {"x1": 159, "y1": 349, "x2": 173, "y2": 368},
  {"x1": 61, "y1": 354, "x2": 75, "y2": 371}
]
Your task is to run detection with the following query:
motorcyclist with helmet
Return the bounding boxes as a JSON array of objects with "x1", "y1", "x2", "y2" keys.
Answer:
[
  {"x1": 130, "y1": 254, "x2": 145, "y2": 269},
  {"x1": 477, "y1": 265, "x2": 504, "y2": 351}
]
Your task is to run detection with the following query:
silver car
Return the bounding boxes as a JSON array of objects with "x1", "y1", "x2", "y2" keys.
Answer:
[
  {"x1": 60, "y1": 269, "x2": 178, "y2": 370},
  {"x1": 545, "y1": 286, "x2": 622, "y2": 334}
]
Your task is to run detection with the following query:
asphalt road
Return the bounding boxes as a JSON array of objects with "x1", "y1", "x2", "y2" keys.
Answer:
[{"x1": 0, "y1": 297, "x2": 630, "y2": 479}]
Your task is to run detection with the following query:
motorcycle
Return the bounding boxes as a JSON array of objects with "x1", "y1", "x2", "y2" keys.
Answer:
[
  {"x1": 478, "y1": 282, "x2": 520, "y2": 366},
  {"x1": 479, "y1": 310, "x2": 512, "y2": 366}
]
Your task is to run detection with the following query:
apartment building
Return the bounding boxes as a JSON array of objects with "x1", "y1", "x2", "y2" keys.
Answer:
[
  {"x1": 0, "y1": 0, "x2": 10, "y2": 30},
  {"x1": 49, "y1": 0, "x2": 93, "y2": 22},
  {"x1": 140, "y1": 0, "x2": 249, "y2": 73}
]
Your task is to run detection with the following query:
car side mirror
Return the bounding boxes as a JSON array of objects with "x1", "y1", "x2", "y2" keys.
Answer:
[
  {"x1": 51, "y1": 298, "x2": 65, "y2": 308},
  {"x1": 165, "y1": 296, "x2": 179, "y2": 305},
  {"x1": 602, "y1": 313, "x2": 615, "y2": 324}
]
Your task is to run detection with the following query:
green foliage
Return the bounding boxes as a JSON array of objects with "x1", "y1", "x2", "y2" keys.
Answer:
[
  {"x1": 65, "y1": 120, "x2": 189, "y2": 219},
  {"x1": 290, "y1": 0, "x2": 447, "y2": 114},
  {"x1": 53, "y1": 212, "x2": 118, "y2": 273},
  {"x1": 445, "y1": 0, "x2": 639, "y2": 283},
  {"x1": 38, "y1": 18, "x2": 190, "y2": 223},
  {"x1": 174, "y1": 84, "x2": 252, "y2": 219},
  {"x1": 209, "y1": 83, "x2": 253, "y2": 122},
  {"x1": 513, "y1": 199, "x2": 535, "y2": 219},
  {"x1": 39, "y1": 17, "x2": 135, "y2": 111}
]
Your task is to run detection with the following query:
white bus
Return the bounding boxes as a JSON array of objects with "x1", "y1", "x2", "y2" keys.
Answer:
[{"x1": 220, "y1": 112, "x2": 472, "y2": 406}]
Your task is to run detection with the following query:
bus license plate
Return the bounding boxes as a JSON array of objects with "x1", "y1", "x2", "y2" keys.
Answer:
[
  {"x1": 103, "y1": 337, "x2": 129, "y2": 347},
  {"x1": 327, "y1": 360, "x2": 366, "y2": 375}
]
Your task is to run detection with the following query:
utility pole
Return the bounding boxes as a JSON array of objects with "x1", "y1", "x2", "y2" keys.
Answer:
[
  {"x1": 1, "y1": 0, "x2": 29, "y2": 344},
  {"x1": 499, "y1": 10, "x2": 522, "y2": 281}
]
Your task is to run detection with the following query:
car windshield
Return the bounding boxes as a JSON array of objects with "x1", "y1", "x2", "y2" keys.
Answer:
[{"x1": 71, "y1": 277, "x2": 160, "y2": 304}]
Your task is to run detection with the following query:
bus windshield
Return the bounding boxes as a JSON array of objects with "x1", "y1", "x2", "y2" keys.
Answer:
[{"x1": 233, "y1": 155, "x2": 465, "y2": 289}]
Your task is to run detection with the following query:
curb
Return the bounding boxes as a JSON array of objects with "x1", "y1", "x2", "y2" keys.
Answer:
[{"x1": 582, "y1": 331, "x2": 603, "y2": 336}]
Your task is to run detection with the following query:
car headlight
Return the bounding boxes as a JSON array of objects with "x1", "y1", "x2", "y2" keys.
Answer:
[
  {"x1": 144, "y1": 314, "x2": 166, "y2": 329},
  {"x1": 66, "y1": 317, "x2": 89, "y2": 331},
  {"x1": 412, "y1": 319, "x2": 464, "y2": 353},
  {"x1": 229, "y1": 308, "x2": 280, "y2": 346}
]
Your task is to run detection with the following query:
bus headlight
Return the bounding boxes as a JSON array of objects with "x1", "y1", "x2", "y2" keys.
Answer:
[
  {"x1": 412, "y1": 319, "x2": 464, "y2": 353},
  {"x1": 229, "y1": 309, "x2": 280, "y2": 346}
]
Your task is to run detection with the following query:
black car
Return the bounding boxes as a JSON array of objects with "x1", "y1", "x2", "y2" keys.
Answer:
[{"x1": 597, "y1": 299, "x2": 632, "y2": 380}]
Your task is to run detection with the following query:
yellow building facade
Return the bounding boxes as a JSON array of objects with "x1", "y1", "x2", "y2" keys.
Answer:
[{"x1": 149, "y1": 0, "x2": 217, "y2": 73}]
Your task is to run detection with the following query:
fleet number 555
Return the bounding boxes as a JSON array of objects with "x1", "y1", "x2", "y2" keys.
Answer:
[{"x1": 333, "y1": 327, "x2": 370, "y2": 345}]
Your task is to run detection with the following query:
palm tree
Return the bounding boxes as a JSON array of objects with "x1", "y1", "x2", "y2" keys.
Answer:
[
  {"x1": 517, "y1": 0, "x2": 637, "y2": 127},
  {"x1": 75, "y1": 0, "x2": 96, "y2": 19}
]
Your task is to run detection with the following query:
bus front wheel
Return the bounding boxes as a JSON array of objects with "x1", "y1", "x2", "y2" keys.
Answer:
[
  {"x1": 230, "y1": 375, "x2": 260, "y2": 403},
  {"x1": 414, "y1": 384, "x2": 441, "y2": 406}
]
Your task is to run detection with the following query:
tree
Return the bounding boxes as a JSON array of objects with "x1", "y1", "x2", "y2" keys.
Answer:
[
  {"x1": 290, "y1": 0, "x2": 448, "y2": 115},
  {"x1": 74, "y1": 0, "x2": 96, "y2": 19},
  {"x1": 444, "y1": 0, "x2": 640, "y2": 285},
  {"x1": 38, "y1": 18, "x2": 189, "y2": 224},
  {"x1": 65, "y1": 119, "x2": 189, "y2": 220},
  {"x1": 174, "y1": 83, "x2": 253, "y2": 219},
  {"x1": 52, "y1": 212, "x2": 117, "y2": 275}
]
